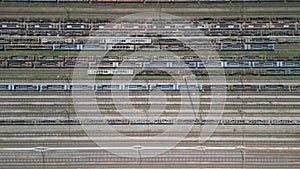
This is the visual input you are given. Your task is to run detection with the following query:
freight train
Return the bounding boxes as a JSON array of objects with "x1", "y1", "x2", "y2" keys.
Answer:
[
  {"x1": 0, "y1": 118, "x2": 299, "y2": 126},
  {"x1": 2, "y1": 55, "x2": 300, "y2": 68},
  {"x1": 85, "y1": 60, "x2": 300, "y2": 69},
  {"x1": 0, "y1": 83, "x2": 203, "y2": 91},
  {"x1": 1, "y1": 19, "x2": 299, "y2": 37},
  {"x1": 0, "y1": 83, "x2": 299, "y2": 92},
  {"x1": 52, "y1": 43, "x2": 275, "y2": 51},
  {"x1": 0, "y1": 37, "x2": 276, "y2": 51},
  {"x1": 1, "y1": 43, "x2": 276, "y2": 51}
]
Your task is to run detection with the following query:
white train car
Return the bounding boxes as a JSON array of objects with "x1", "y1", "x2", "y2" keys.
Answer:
[
  {"x1": 87, "y1": 69, "x2": 133, "y2": 75},
  {"x1": 105, "y1": 38, "x2": 151, "y2": 44}
]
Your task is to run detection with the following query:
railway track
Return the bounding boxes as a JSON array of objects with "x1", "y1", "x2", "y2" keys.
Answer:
[
  {"x1": 1, "y1": 1, "x2": 300, "y2": 168},
  {"x1": 2, "y1": 163, "x2": 300, "y2": 169},
  {"x1": 0, "y1": 78, "x2": 299, "y2": 83},
  {"x1": 0, "y1": 102, "x2": 298, "y2": 109},
  {"x1": 1, "y1": 10, "x2": 299, "y2": 18},
  {"x1": 1, "y1": 90, "x2": 300, "y2": 96},
  {"x1": 1, "y1": 130, "x2": 299, "y2": 138},
  {"x1": 1, "y1": 97, "x2": 299, "y2": 103},
  {"x1": 1, "y1": 1, "x2": 300, "y2": 20},
  {"x1": 2, "y1": 140, "x2": 300, "y2": 147}
]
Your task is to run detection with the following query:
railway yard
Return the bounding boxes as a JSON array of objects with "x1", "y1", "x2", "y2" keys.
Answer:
[{"x1": 1, "y1": 0, "x2": 300, "y2": 169}]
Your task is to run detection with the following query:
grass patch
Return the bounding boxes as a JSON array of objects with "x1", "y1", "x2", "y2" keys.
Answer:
[{"x1": 0, "y1": 50, "x2": 80, "y2": 56}]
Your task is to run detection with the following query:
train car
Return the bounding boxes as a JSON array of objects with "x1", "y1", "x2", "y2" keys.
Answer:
[
  {"x1": 107, "y1": 44, "x2": 135, "y2": 51},
  {"x1": 69, "y1": 84, "x2": 94, "y2": 91},
  {"x1": 105, "y1": 38, "x2": 151, "y2": 44},
  {"x1": 222, "y1": 61, "x2": 253, "y2": 68},
  {"x1": 220, "y1": 43, "x2": 245, "y2": 50},
  {"x1": 36, "y1": 55, "x2": 57, "y2": 60},
  {"x1": 143, "y1": 62, "x2": 168, "y2": 68},
  {"x1": 4, "y1": 44, "x2": 52, "y2": 50},
  {"x1": 64, "y1": 61, "x2": 88, "y2": 68},
  {"x1": 150, "y1": 84, "x2": 177, "y2": 91},
  {"x1": 12, "y1": 84, "x2": 39, "y2": 91},
  {"x1": 81, "y1": 44, "x2": 107, "y2": 51},
  {"x1": 162, "y1": 62, "x2": 182, "y2": 68},
  {"x1": 6, "y1": 61, "x2": 33, "y2": 68},
  {"x1": 210, "y1": 22, "x2": 241, "y2": 30},
  {"x1": 96, "y1": 84, "x2": 122, "y2": 91},
  {"x1": 124, "y1": 84, "x2": 149, "y2": 91},
  {"x1": 177, "y1": 84, "x2": 202, "y2": 91},
  {"x1": 282, "y1": 61, "x2": 300, "y2": 68},
  {"x1": 288, "y1": 69, "x2": 300, "y2": 75},
  {"x1": 205, "y1": 61, "x2": 222, "y2": 68},
  {"x1": 242, "y1": 22, "x2": 270, "y2": 30},
  {"x1": 260, "y1": 69, "x2": 286, "y2": 75},
  {"x1": 27, "y1": 23, "x2": 56, "y2": 30},
  {"x1": 118, "y1": 62, "x2": 143, "y2": 68},
  {"x1": 61, "y1": 23, "x2": 90, "y2": 30},
  {"x1": 252, "y1": 61, "x2": 281, "y2": 68},
  {"x1": 89, "y1": 61, "x2": 119, "y2": 68},
  {"x1": 270, "y1": 22, "x2": 296, "y2": 30},
  {"x1": 34, "y1": 61, "x2": 62, "y2": 68},
  {"x1": 228, "y1": 85, "x2": 259, "y2": 92},
  {"x1": 53, "y1": 44, "x2": 81, "y2": 51},
  {"x1": 0, "y1": 84, "x2": 10, "y2": 91},
  {"x1": 247, "y1": 43, "x2": 275, "y2": 51},
  {"x1": 0, "y1": 22, "x2": 23, "y2": 30},
  {"x1": 40, "y1": 84, "x2": 68, "y2": 91},
  {"x1": 260, "y1": 85, "x2": 290, "y2": 92},
  {"x1": 220, "y1": 43, "x2": 275, "y2": 51},
  {"x1": 87, "y1": 69, "x2": 133, "y2": 75}
]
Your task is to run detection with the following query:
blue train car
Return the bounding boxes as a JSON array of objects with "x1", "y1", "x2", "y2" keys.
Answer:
[
  {"x1": 252, "y1": 61, "x2": 281, "y2": 68},
  {"x1": 69, "y1": 84, "x2": 94, "y2": 91},
  {"x1": 40, "y1": 84, "x2": 68, "y2": 91},
  {"x1": 289, "y1": 69, "x2": 300, "y2": 75},
  {"x1": 0, "y1": 84, "x2": 10, "y2": 91},
  {"x1": 188, "y1": 62, "x2": 197, "y2": 68},
  {"x1": 220, "y1": 43, "x2": 275, "y2": 51},
  {"x1": 283, "y1": 61, "x2": 295, "y2": 67},
  {"x1": 150, "y1": 84, "x2": 177, "y2": 91},
  {"x1": 243, "y1": 62, "x2": 252, "y2": 67},
  {"x1": 13, "y1": 84, "x2": 39, "y2": 91},
  {"x1": 247, "y1": 43, "x2": 275, "y2": 51},
  {"x1": 197, "y1": 62, "x2": 205, "y2": 68},
  {"x1": 282, "y1": 61, "x2": 300, "y2": 68},
  {"x1": 96, "y1": 84, "x2": 122, "y2": 91},
  {"x1": 53, "y1": 44, "x2": 82, "y2": 51},
  {"x1": 124, "y1": 84, "x2": 148, "y2": 91}
]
